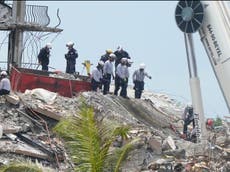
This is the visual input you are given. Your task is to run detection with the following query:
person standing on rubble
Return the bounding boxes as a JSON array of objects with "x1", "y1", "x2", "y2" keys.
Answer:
[
  {"x1": 132, "y1": 63, "x2": 152, "y2": 99},
  {"x1": 102, "y1": 53, "x2": 116, "y2": 95},
  {"x1": 114, "y1": 46, "x2": 131, "y2": 69},
  {"x1": 100, "y1": 49, "x2": 113, "y2": 63},
  {"x1": 37, "y1": 43, "x2": 52, "y2": 71},
  {"x1": 65, "y1": 41, "x2": 78, "y2": 74},
  {"x1": 114, "y1": 58, "x2": 129, "y2": 98},
  {"x1": 0, "y1": 71, "x2": 10, "y2": 95},
  {"x1": 182, "y1": 103, "x2": 195, "y2": 137},
  {"x1": 91, "y1": 61, "x2": 104, "y2": 92}
]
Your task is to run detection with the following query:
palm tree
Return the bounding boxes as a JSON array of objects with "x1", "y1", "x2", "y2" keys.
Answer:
[{"x1": 53, "y1": 103, "x2": 138, "y2": 172}]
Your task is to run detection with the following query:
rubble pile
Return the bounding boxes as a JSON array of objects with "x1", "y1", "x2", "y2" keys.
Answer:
[{"x1": 0, "y1": 88, "x2": 229, "y2": 171}]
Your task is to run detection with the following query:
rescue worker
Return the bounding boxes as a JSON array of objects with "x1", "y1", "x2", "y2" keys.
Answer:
[
  {"x1": 206, "y1": 118, "x2": 214, "y2": 130},
  {"x1": 132, "y1": 63, "x2": 152, "y2": 99},
  {"x1": 100, "y1": 49, "x2": 113, "y2": 63},
  {"x1": 124, "y1": 59, "x2": 133, "y2": 98},
  {"x1": 114, "y1": 46, "x2": 131, "y2": 69},
  {"x1": 182, "y1": 103, "x2": 195, "y2": 137},
  {"x1": 0, "y1": 71, "x2": 10, "y2": 95},
  {"x1": 114, "y1": 58, "x2": 129, "y2": 98},
  {"x1": 102, "y1": 53, "x2": 116, "y2": 95},
  {"x1": 91, "y1": 61, "x2": 104, "y2": 92},
  {"x1": 65, "y1": 41, "x2": 78, "y2": 74},
  {"x1": 37, "y1": 43, "x2": 52, "y2": 71}
]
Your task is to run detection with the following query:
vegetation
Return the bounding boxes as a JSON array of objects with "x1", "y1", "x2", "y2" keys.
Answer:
[
  {"x1": 213, "y1": 116, "x2": 222, "y2": 127},
  {"x1": 53, "y1": 103, "x2": 137, "y2": 172},
  {"x1": 0, "y1": 163, "x2": 42, "y2": 172}
]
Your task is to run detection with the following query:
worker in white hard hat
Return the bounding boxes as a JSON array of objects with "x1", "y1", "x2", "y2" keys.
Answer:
[
  {"x1": 65, "y1": 41, "x2": 78, "y2": 74},
  {"x1": 0, "y1": 71, "x2": 11, "y2": 95},
  {"x1": 100, "y1": 49, "x2": 113, "y2": 63},
  {"x1": 102, "y1": 53, "x2": 116, "y2": 95},
  {"x1": 114, "y1": 58, "x2": 129, "y2": 98},
  {"x1": 91, "y1": 61, "x2": 104, "y2": 92},
  {"x1": 114, "y1": 46, "x2": 131, "y2": 69},
  {"x1": 132, "y1": 63, "x2": 152, "y2": 99},
  {"x1": 37, "y1": 43, "x2": 52, "y2": 71},
  {"x1": 182, "y1": 103, "x2": 195, "y2": 138}
]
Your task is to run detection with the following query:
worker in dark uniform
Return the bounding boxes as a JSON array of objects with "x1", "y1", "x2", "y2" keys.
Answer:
[
  {"x1": 100, "y1": 49, "x2": 113, "y2": 63},
  {"x1": 37, "y1": 43, "x2": 52, "y2": 71},
  {"x1": 91, "y1": 61, "x2": 104, "y2": 92},
  {"x1": 132, "y1": 63, "x2": 152, "y2": 99},
  {"x1": 114, "y1": 46, "x2": 131, "y2": 69},
  {"x1": 65, "y1": 41, "x2": 78, "y2": 74},
  {"x1": 102, "y1": 53, "x2": 116, "y2": 95},
  {"x1": 182, "y1": 103, "x2": 195, "y2": 137}
]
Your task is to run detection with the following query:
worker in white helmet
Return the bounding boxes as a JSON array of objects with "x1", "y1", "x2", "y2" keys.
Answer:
[
  {"x1": 102, "y1": 53, "x2": 116, "y2": 95},
  {"x1": 65, "y1": 41, "x2": 78, "y2": 74},
  {"x1": 132, "y1": 63, "x2": 151, "y2": 99},
  {"x1": 114, "y1": 46, "x2": 131, "y2": 69},
  {"x1": 0, "y1": 71, "x2": 11, "y2": 95},
  {"x1": 37, "y1": 43, "x2": 52, "y2": 71},
  {"x1": 114, "y1": 58, "x2": 129, "y2": 98},
  {"x1": 91, "y1": 61, "x2": 104, "y2": 92}
]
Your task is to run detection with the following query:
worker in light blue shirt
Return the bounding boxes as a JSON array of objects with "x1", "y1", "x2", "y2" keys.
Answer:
[
  {"x1": 102, "y1": 53, "x2": 116, "y2": 95},
  {"x1": 133, "y1": 63, "x2": 151, "y2": 99},
  {"x1": 114, "y1": 58, "x2": 129, "y2": 98}
]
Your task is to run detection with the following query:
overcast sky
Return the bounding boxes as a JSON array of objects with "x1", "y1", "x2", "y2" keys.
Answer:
[{"x1": 1, "y1": 1, "x2": 229, "y2": 118}]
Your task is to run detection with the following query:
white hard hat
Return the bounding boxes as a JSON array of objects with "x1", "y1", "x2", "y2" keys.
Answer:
[
  {"x1": 0, "y1": 71, "x2": 7, "y2": 76},
  {"x1": 121, "y1": 58, "x2": 127, "y2": 63},
  {"x1": 187, "y1": 102, "x2": 192, "y2": 108},
  {"x1": 98, "y1": 60, "x2": 104, "y2": 66},
  {"x1": 46, "y1": 43, "x2": 52, "y2": 49},
  {"x1": 139, "y1": 63, "x2": 146, "y2": 69},
  {"x1": 66, "y1": 41, "x2": 74, "y2": 47},
  {"x1": 109, "y1": 53, "x2": 116, "y2": 59},
  {"x1": 127, "y1": 59, "x2": 133, "y2": 64}
]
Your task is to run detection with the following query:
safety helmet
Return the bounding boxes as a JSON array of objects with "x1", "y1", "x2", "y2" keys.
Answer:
[
  {"x1": 106, "y1": 49, "x2": 113, "y2": 54},
  {"x1": 109, "y1": 53, "x2": 116, "y2": 59},
  {"x1": 66, "y1": 41, "x2": 74, "y2": 47},
  {"x1": 0, "y1": 71, "x2": 7, "y2": 76},
  {"x1": 187, "y1": 102, "x2": 192, "y2": 108},
  {"x1": 121, "y1": 58, "x2": 127, "y2": 63},
  {"x1": 46, "y1": 43, "x2": 52, "y2": 49},
  {"x1": 139, "y1": 63, "x2": 146, "y2": 69},
  {"x1": 117, "y1": 45, "x2": 123, "y2": 51},
  {"x1": 127, "y1": 59, "x2": 133, "y2": 64},
  {"x1": 98, "y1": 60, "x2": 104, "y2": 66}
]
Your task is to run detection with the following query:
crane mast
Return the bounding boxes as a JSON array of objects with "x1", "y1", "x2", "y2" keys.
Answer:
[{"x1": 175, "y1": 0, "x2": 230, "y2": 142}]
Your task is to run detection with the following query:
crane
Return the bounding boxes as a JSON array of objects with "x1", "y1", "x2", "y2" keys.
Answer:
[{"x1": 175, "y1": 0, "x2": 230, "y2": 142}]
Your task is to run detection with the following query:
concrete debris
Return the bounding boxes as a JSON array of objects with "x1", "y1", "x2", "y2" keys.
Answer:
[{"x1": 0, "y1": 88, "x2": 229, "y2": 171}]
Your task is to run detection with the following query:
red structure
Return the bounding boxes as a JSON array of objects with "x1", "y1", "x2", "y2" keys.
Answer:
[{"x1": 10, "y1": 67, "x2": 91, "y2": 97}]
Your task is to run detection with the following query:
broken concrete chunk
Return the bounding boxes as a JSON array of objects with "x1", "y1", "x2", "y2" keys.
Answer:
[
  {"x1": 148, "y1": 137, "x2": 162, "y2": 154},
  {"x1": 5, "y1": 94, "x2": 20, "y2": 105}
]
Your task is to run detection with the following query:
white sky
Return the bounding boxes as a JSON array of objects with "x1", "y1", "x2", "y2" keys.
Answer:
[{"x1": 0, "y1": 1, "x2": 229, "y2": 118}]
